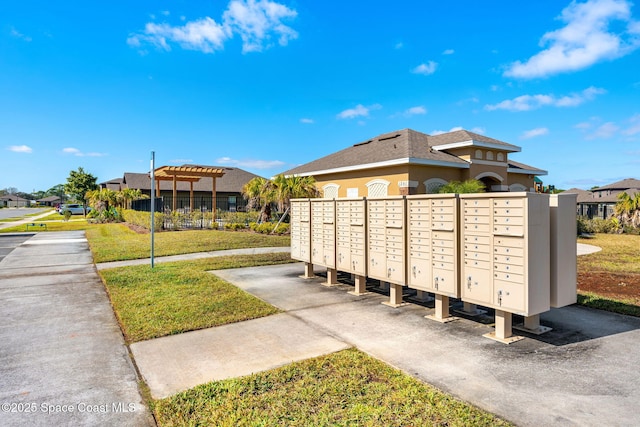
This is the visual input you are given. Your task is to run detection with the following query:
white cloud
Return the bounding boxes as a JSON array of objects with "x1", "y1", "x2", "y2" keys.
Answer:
[
  {"x1": 485, "y1": 86, "x2": 605, "y2": 111},
  {"x1": 394, "y1": 42, "x2": 404, "y2": 49},
  {"x1": 411, "y1": 61, "x2": 438, "y2": 75},
  {"x1": 10, "y1": 27, "x2": 32, "y2": 42},
  {"x1": 299, "y1": 118, "x2": 314, "y2": 124},
  {"x1": 470, "y1": 127, "x2": 486, "y2": 134},
  {"x1": 442, "y1": 49, "x2": 455, "y2": 55},
  {"x1": 63, "y1": 147, "x2": 106, "y2": 157},
  {"x1": 504, "y1": 0, "x2": 640, "y2": 78},
  {"x1": 128, "y1": 0, "x2": 298, "y2": 54},
  {"x1": 337, "y1": 103, "x2": 381, "y2": 120},
  {"x1": 586, "y1": 122, "x2": 619, "y2": 139},
  {"x1": 215, "y1": 156, "x2": 285, "y2": 169},
  {"x1": 7, "y1": 145, "x2": 32, "y2": 153},
  {"x1": 622, "y1": 113, "x2": 640, "y2": 135},
  {"x1": 431, "y1": 126, "x2": 463, "y2": 135},
  {"x1": 521, "y1": 127, "x2": 549, "y2": 139}
]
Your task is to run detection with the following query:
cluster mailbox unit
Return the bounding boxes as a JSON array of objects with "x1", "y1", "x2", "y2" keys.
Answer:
[{"x1": 290, "y1": 192, "x2": 577, "y2": 343}]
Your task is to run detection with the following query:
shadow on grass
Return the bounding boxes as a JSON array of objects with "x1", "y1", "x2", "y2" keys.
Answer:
[{"x1": 578, "y1": 292, "x2": 640, "y2": 317}]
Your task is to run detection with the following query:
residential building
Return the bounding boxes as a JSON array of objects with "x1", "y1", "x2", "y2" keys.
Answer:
[
  {"x1": 564, "y1": 178, "x2": 640, "y2": 219},
  {"x1": 0, "y1": 194, "x2": 30, "y2": 207},
  {"x1": 101, "y1": 165, "x2": 262, "y2": 212},
  {"x1": 282, "y1": 128, "x2": 546, "y2": 197}
]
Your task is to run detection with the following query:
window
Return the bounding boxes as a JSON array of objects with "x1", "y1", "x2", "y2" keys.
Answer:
[
  {"x1": 497, "y1": 153, "x2": 504, "y2": 162},
  {"x1": 322, "y1": 184, "x2": 339, "y2": 198},
  {"x1": 366, "y1": 179, "x2": 390, "y2": 197},
  {"x1": 475, "y1": 149, "x2": 483, "y2": 159},
  {"x1": 486, "y1": 151, "x2": 494, "y2": 161},
  {"x1": 424, "y1": 178, "x2": 448, "y2": 194},
  {"x1": 509, "y1": 183, "x2": 527, "y2": 192}
]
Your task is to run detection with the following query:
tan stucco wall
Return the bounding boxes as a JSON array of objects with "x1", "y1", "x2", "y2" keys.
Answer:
[
  {"x1": 313, "y1": 166, "x2": 410, "y2": 197},
  {"x1": 310, "y1": 158, "x2": 537, "y2": 197}
]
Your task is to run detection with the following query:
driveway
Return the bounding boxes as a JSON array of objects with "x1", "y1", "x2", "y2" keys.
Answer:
[{"x1": 0, "y1": 231, "x2": 153, "y2": 426}]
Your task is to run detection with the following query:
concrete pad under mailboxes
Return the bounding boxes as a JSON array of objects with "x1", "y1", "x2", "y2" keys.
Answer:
[{"x1": 131, "y1": 313, "x2": 350, "y2": 399}]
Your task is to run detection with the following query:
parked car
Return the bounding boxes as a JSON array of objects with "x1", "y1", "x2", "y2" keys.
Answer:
[{"x1": 57, "y1": 204, "x2": 92, "y2": 215}]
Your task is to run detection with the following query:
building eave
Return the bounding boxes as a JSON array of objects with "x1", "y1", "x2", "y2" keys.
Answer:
[
  {"x1": 508, "y1": 167, "x2": 548, "y2": 176},
  {"x1": 285, "y1": 157, "x2": 470, "y2": 178},
  {"x1": 432, "y1": 139, "x2": 521, "y2": 153}
]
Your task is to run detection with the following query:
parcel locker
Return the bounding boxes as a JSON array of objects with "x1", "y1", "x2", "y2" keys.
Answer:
[
  {"x1": 310, "y1": 199, "x2": 336, "y2": 268},
  {"x1": 290, "y1": 199, "x2": 311, "y2": 263},
  {"x1": 406, "y1": 194, "x2": 459, "y2": 298},
  {"x1": 459, "y1": 193, "x2": 550, "y2": 316},
  {"x1": 367, "y1": 197, "x2": 406, "y2": 285},
  {"x1": 335, "y1": 198, "x2": 367, "y2": 276}
]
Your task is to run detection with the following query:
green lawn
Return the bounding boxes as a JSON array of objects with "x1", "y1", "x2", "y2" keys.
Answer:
[
  {"x1": 99, "y1": 253, "x2": 291, "y2": 342},
  {"x1": 153, "y1": 348, "x2": 511, "y2": 427},
  {"x1": 578, "y1": 233, "x2": 640, "y2": 274},
  {"x1": 87, "y1": 223, "x2": 290, "y2": 263}
]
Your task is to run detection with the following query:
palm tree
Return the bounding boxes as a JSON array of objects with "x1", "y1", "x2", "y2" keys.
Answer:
[
  {"x1": 615, "y1": 191, "x2": 640, "y2": 228},
  {"x1": 118, "y1": 188, "x2": 148, "y2": 209},
  {"x1": 272, "y1": 174, "x2": 319, "y2": 212},
  {"x1": 437, "y1": 179, "x2": 486, "y2": 194},
  {"x1": 86, "y1": 188, "x2": 118, "y2": 214},
  {"x1": 242, "y1": 177, "x2": 276, "y2": 223}
]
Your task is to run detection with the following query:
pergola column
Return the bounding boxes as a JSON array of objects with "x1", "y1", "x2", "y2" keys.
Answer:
[
  {"x1": 190, "y1": 182, "x2": 194, "y2": 212},
  {"x1": 212, "y1": 176, "x2": 217, "y2": 221},
  {"x1": 172, "y1": 175, "x2": 177, "y2": 211}
]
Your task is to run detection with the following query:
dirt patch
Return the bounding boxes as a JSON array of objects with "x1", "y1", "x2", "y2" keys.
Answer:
[
  {"x1": 124, "y1": 223, "x2": 149, "y2": 234},
  {"x1": 578, "y1": 272, "x2": 640, "y2": 304}
]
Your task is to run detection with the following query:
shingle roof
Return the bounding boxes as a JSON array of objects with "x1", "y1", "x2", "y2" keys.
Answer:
[
  {"x1": 0, "y1": 194, "x2": 28, "y2": 201},
  {"x1": 507, "y1": 160, "x2": 548, "y2": 175},
  {"x1": 37, "y1": 195, "x2": 62, "y2": 202},
  {"x1": 563, "y1": 188, "x2": 594, "y2": 203},
  {"x1": 429, "y1": 130, "x2": 521, "y2": 152},
  {"x1": 594, "y1": 178, "x2": 640, "y2": 191},
  {"x1": 116, "y1": 165, "x2": 262, "y2": 193},
  {"x1": 283, "y1": 128, "x2": 470, "y2": 176},
  {"x1": 565, "y1": 187, "x2": 640, "y2": 203}
]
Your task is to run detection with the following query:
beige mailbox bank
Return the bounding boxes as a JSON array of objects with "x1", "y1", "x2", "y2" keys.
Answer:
[{"x1": 290, "y1": 192, "x2": 576, "y2": 343}]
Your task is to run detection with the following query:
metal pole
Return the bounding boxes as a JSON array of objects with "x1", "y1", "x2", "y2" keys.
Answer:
[{"x1": 150, "y1": 151, "x2": 155, "y2": 268}]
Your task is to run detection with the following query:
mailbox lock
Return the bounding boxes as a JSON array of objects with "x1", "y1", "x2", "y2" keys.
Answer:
[
  {"x1": 434, "y1": 276, "x2": 439, "y2": 290},
  {"x1": 498, "y1": 290, "x2": 503, "y2": 306},
  {"x1": 467, "y1": 276, "x2": 472, "y2": 289}
]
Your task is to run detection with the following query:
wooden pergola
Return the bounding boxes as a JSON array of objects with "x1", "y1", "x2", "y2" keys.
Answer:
[{"x1": 153, "y1": 165, "x2": 226, "y2": 218}]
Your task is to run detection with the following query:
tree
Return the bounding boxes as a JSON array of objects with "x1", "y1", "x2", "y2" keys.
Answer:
[
  {"x1": 242, "y1": 177, "x2": 276, "y2": 223},
  {"x1": 64, "y1": 167, "x2": 98, "y2": 215},
  {"x1": 272, "y1": 174, "x2": 319, "y2": 212},
  {"x1": 437, "y1": 179, "x2": 486, "y2": 194},
  {"x1": 615, "y1": 191, "x2": 640, "y2": 229}
]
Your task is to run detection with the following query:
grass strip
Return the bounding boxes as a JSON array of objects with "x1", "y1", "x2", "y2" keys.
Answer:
[
  {"x1": 153, "y1": 348, "x2": 511, "y2": 427},
  {"x1": 99, "y1": 253, "x2": 292, "y2": 342},
  {"x1": 577, "y1": 292, "x2": 640, "y2": 317},
  {"x1": 87, "y1": 223, "x2": 290, "y2": 263}
]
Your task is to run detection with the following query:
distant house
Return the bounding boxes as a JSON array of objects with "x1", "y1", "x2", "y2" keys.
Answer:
[
  {"x1": 282, "y1": 128, "x2": 547, "y2": 197},
  {"x1": 0, "y1": 194, "x2": 30, "y2": 208},
  {"x1": 36, "y1": 195, "x2": 62, "y2": 207},
  {"x1": 101, "y1": 165, "x2": 262, "y2": 212},
  {"x1": 564, "y1": 178, "x2": 640, "y2": 219}
]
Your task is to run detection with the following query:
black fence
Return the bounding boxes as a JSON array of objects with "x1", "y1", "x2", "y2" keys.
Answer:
[{"x1": 131, "y1": 195, "x2": 249, "y2": 230}]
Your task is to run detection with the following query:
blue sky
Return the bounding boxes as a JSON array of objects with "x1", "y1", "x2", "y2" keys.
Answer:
[{"x1": 2, "y1": 0, "x2": 639, "y2": 193}]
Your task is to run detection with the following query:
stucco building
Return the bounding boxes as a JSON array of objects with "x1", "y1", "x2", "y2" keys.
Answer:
[{"x1": 282, "y1": 128, "x2": 546, "y2": 197}]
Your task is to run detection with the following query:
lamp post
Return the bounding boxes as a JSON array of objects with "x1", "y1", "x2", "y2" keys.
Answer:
[{"x1": 150, "y1": 151, "x2": 155, "y2": 268}]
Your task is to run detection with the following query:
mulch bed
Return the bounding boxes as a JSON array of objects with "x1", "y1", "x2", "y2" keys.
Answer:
[{"x1": 578, "y1": 272, "x2": 640, "y2": 304}]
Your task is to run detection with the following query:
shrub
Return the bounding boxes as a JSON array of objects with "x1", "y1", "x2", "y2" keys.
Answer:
[
  {"x1": 249, "y1": 222, "x2": 289, "y2": 235},
  {"x1": 122, "y1": 209, "x2": 163, "y2": 231},
  {"x1": 225, "y1": 222, "x2": 247, "y2": 231},
  {"x1": 577, "y1": 217, "x2": 626, "y2": 235}
]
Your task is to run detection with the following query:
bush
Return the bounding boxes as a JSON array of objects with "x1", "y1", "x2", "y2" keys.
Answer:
[
  {"x1": 219, "y1": 211, "x2": 260, "y2": 224},
  {"x1": 122, "y1": 209, "x2": 163, "y2": 231},
  {"x1": 249, "y1": 222, "x2": 289, "y2": 235},
  {"x1": 225, "y1": 222, "x2": 247, "y2": 231},
  {"x1": 577, "y1": 217, "x2": 624, "y2": 235}
]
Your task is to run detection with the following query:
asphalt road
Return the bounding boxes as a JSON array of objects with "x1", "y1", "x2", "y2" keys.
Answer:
[
  {"x1": 0, "y1": 208, "x2": 50, "y2": 220},
  {"x1": 0, "y1": 234, "x2": 32, "y2": 264}
]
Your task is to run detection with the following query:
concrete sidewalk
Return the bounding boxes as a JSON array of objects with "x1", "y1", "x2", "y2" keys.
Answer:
[
  {"x1": 133, "y1": 262, "x2": 640, "y2": 427},
  {"x1": 0, "y1": 231, "x2": 153, "y2": 426},
  {"x1": 96, "y1": 246, "x2": 290, "y2": 270}
]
